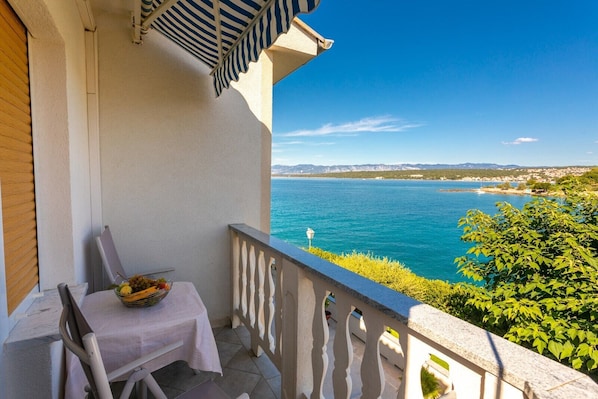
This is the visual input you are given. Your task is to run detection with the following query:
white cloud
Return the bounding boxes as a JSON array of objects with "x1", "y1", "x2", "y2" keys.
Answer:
[
  {"x1": 279, "y1": 116, "x2": 422, "y2": 137},
  {"x1": 502, "y1": 137, "x2": 539, "y2": 145},
  {"x1": 274, "y1": 140, "x2": 336, "y2": 146}
]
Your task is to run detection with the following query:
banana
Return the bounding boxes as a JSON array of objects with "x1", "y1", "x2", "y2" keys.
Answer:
[{"x1": 123, "y1": 286, "x2": 159, "y2": 302}]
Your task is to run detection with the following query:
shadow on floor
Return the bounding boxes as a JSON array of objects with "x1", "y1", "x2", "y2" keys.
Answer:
[{"x1": 112, "y1": 321, "x2": 405, "y2": 398}]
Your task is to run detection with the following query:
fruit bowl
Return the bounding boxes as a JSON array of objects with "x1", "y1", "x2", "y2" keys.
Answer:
[{"x1": 114, "y1": 278, "x2": 172, "y2": 308}]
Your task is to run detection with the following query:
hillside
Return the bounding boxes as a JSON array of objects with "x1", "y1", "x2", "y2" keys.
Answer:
[{"x1": 272, "y1": 164, "x2": 592, "y2": 183}]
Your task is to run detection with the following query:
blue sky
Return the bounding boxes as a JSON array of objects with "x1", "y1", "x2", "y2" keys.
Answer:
[{"x1": 272, "y1": 1, "x2": 598, "y2": 167}]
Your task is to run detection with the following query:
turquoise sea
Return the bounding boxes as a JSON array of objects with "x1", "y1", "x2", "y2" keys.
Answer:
[{"x1": 271, "y1": 177, "x2": 531, "y2": 283}]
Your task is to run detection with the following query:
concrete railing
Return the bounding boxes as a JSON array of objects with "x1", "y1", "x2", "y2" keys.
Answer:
[{"x1": 229, "y1": 224, "x2": 598, "y2": 399}]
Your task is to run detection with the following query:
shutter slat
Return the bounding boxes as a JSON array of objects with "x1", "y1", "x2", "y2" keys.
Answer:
[
  {"x1": 4, "y1": 229, "x2": 37, "y2": 258},
  {"x1": 0, "y1": 104, "x2": 32, "y2": 137},
  {"x1": 6, "y1": 256, "x2": 39, "y2": 308},
  {"x1": 6, "y1": 262, "x2": 39, "y2": 312},
  {"x1": 4, "y1": 216, "x2": 36, "y2": 247},
  {"x1": 0, "y1": 159, "x2": 34, "y2": 174},
  {"x1": 2, "y1": 191, "x2": 34, "y2": 208},
  {"x1": 0, "y1": 146, "x2": 32, "y2": 163},
  {"x1": 4, "y1": 244, "x2": 37, "y2": 273},
  {"x1": 0, "y1": 0, "x2": 26, "y2": 40},
  {"x1": 1, "y1": 181, "x2": 34, "y2": 196},
  {"x1": 0, "y1": 125, "x2": 33, "y2": 147},
  {"x1": 3, "y1": 219, "x2": 36, "y2": 245},
  {"x1": 2, "y1": 209, "x2": 35, "y2": 231},
  {"x1": 0, "y1": 44, "x2": 29, "y2": 89},
  {"x1": 0, "y1": 172, "x2": 33, "y2": 184}
]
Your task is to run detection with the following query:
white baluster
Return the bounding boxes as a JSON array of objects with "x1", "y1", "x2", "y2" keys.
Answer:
[
  {"x1": 240, "y1": 240, "x2": 248, "y2": 317},
  {"x1": 231, "y1": 233, "x2": 241, "y2": 328},
  {"x1": 311, "y1": 281, "x2": 329, "y2": 399},
  {"x1": 248, "y1": 245, "x2": 256, "y2": 327},
  {"x1": 275, "y1": 257, "x2": 284, "y2": 362},
  {"x1": 396, "y1": 330, "x2": 426, "y2": 399},
  {"x1": 332, "y1": 292, "x2": 353, "y2": 399},
  {"x1": 266, "y1": 256, "x2": 276, "y2": 355},
  {"x1": 257, "y1": 251, "x2": 266, "y2": 339},
  {"x1": 360, "y1": 310, "x2": 385, "y2": 399},
  {"x1": 281, "y1": 259, "x2": 314, "y2": 399}
]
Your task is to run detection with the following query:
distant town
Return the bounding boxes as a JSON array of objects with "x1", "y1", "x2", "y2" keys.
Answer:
[{"x1": 272, "y1": 163, "x2": 593, "y2": 183}]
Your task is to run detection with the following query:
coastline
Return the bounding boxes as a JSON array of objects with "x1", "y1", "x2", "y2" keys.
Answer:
[
  {"x1": 440, "y1": 187, "x2": 550, "y2": 196},
  {"x1": 480, "y1": 187, "x2": 546, "y2": 196}
]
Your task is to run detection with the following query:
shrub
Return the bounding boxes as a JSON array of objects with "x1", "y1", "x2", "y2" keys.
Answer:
[
  {"x1": 456, "y1": 190, "x2": 598, "y2": 377},
  {"x1": 421, "y1": 367, "x2": 441, "y2": 398},
  {"x1": 308, "y1": 248, "x2": 458, "y2": 313}
]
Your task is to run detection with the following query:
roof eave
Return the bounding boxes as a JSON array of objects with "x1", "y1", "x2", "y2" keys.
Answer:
[{"x1": 268, "y1": 18, "x2": 333, "y2": 84}]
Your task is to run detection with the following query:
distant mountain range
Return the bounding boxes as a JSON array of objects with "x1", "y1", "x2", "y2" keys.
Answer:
[{"x1": 271, "y1": 163, "x2": 521, "y2": 175}]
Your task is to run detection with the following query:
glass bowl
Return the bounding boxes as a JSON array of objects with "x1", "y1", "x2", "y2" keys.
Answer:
[{"x1": 114, "y1": 281, "x2": 173, "y2": 308}]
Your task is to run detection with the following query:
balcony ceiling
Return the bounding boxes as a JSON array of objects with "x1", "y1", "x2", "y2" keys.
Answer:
[{"x1": 134, "y1": 0, "x2": 321, "y2": 96}]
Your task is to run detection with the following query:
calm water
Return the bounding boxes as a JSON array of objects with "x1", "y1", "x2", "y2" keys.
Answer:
[{"x1": 271, "y1": 178, "x2": 530, "y2": 283}]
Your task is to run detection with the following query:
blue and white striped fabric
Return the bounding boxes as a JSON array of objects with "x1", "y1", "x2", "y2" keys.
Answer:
[{"x1": 140, "y1": 0, "x2": 320, "y2": 96}]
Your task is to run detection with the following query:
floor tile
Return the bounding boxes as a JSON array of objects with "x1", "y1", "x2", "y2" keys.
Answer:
[
  {"x1": 217, "y1": 340, "x2": 244, "y2": 368},
  {"x1": 215, "y1": 367, "x2": 261, "y2": 398},
  {"x1": 251, "y1": 377, "x2": 278, "y2": 399},
  {"x1": 226, "y1": 347, "x2": 261, "y2": 374},
  {"x1": 265, "y1": 374, "x2": 281, "y2": 399},
  {"x1": 252, "y1": 351, "x2": 280, "y2": 379},
  {"x1": 214, "y1": 326, "x2": 243, "y2": 345}
]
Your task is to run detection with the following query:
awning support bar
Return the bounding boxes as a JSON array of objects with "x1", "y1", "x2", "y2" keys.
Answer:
[
  {"x1": 141, "y1": 0, "x2": 180, "y2": 31},
  {"x1": 210, "y1": 0, "x2": 277, "y2": 75}
]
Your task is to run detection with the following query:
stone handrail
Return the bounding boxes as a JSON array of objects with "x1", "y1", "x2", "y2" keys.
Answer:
[{"x1": 229, "y1": 224, "x2": 598, "y2": 399}]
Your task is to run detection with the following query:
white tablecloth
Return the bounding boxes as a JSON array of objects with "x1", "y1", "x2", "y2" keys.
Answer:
[{"x1": 64, "y1": 282, "x2": 222, "y2": 399}]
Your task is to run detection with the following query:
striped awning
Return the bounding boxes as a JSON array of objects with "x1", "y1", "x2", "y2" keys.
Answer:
[{"x1": 135, "y1": 0, "x2": 321, "y2": 96}]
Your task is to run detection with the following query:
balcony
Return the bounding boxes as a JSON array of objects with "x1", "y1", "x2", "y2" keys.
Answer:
[{"x1": 229, "y1": 224, "x2": 598, "y2": 399}]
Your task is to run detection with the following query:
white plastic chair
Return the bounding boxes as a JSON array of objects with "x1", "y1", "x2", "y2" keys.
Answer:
[{"x1": 96, "y1": 225, "x2": 175, "y2": 284}]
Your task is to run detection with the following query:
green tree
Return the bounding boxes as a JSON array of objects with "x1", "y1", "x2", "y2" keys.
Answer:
[
  {"x1": 531, "y1": 182, "x2": 551, "y2": 191},
  {"x1": 496, "y1": 181, "x2": 512, "y2": 190},
  {"x1": 455, "y1": 191, "x2": 598, "y2": 376}
]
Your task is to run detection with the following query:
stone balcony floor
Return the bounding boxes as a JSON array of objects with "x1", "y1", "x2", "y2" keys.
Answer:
[{"x1": 113, "y1": 319, "x2": 403, "y2": 398}]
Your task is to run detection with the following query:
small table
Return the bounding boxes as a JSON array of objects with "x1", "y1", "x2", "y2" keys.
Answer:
[{"x1": 64, "y1": 282, "x2": 222, "y2": 399}]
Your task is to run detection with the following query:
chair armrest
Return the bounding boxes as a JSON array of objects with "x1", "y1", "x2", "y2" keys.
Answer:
[
  {"x1": 107, "y1": 340, "x2": 183, "y2": 381},
  {"x1": 140, "y1": 267, "x2": 176, "y2": 278}
]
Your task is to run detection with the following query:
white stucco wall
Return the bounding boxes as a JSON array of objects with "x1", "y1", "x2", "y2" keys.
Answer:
[{"x1": 93, "y1": 2, "x2": 272, "y2": 324}]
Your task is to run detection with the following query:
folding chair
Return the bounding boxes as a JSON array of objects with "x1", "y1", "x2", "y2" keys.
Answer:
[{"x1": 96, "y1": 225, "x2": 175, "y2": 285}]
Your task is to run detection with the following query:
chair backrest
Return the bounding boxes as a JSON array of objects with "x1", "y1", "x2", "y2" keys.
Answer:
[
  {"x1": 96, "y1": 225, "x2": 127, "y2": 284},
  {"x1": 58, "y1": 283, "x2": 113, "y2": 399}
]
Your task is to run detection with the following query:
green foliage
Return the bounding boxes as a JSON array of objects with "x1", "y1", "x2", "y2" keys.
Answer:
[
  {"x1": 420, "y1": 367, "x2": 441, "y2": 398},
  {"x1": 531, "y1": 182, "x2": 551, "y2": 191},
  {"x1": 497, "y1": 181, "x2": 512, "y2": 190},
  {"x1": 557, "y1": 169, "x2": 598, "y2": 191},
  {"x1": 308, "y1": 248, "x2": 455, "y2": 312},
  {"x1": 456, "y1": 190, "x2": 598, "y2": 377}
]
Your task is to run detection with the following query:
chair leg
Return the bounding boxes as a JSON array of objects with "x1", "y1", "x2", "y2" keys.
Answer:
[
  {"x1": 120, "y1": 379, "x2": 136, "y2": 399},
  {"x1": 143, "y1": 374, "x2": 167, "y2": 399},
  {"x1": 118, "y1": 368, "x2": 167, "y2": 399},
  {"x1": 136, "y1": 381, "x2": 147, "y2": 399}
]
